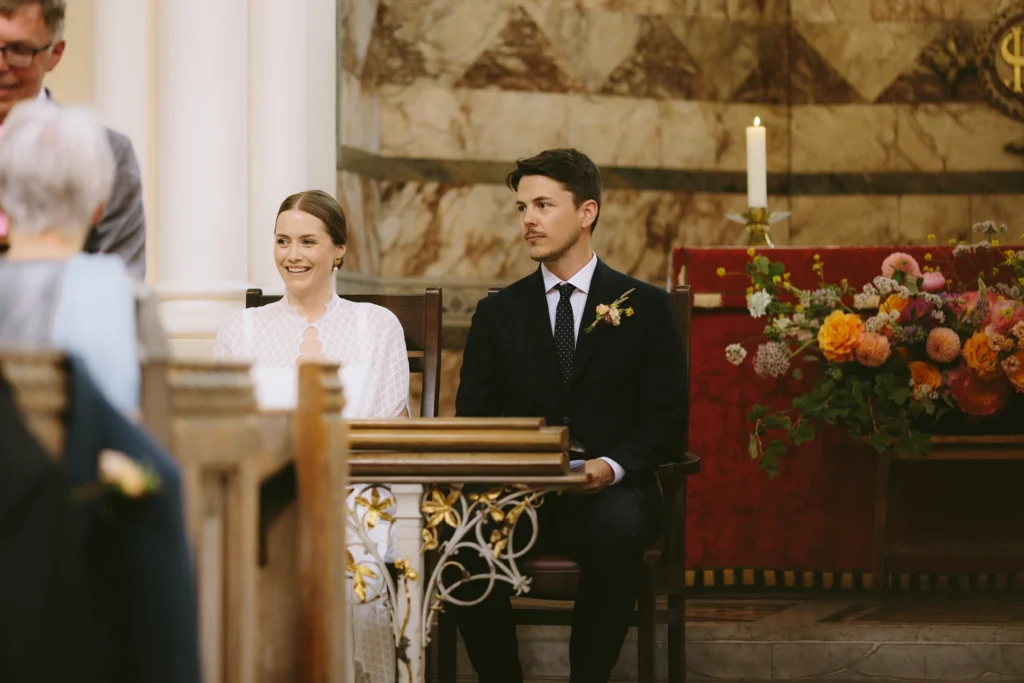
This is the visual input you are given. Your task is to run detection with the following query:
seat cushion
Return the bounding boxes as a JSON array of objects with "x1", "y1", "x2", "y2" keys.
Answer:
[
  {"x1": 522, "y1": 554, "x2": 580, "y2": 596},
  {"x1": 523, "y1": 554, "x2": 580, "y2": 574}
]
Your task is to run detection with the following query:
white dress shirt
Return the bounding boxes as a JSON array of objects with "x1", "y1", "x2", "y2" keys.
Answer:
[{"x1": 540, "y1": 252, "x2": 625, "y2": 485}]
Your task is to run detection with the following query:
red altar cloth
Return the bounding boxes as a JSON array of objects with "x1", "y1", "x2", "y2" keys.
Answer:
[{"x1": 676, "y1": 246, "x2": 1024, "y2": 573}]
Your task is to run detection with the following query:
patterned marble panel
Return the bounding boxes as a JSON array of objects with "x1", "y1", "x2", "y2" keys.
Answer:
[
  {"x1": 521, "y1": 0, "x2": 790, "y2": 20},
  {"x1": 795, "y1": 22, "x2": 944, "y2": 103},
  {"x1": 340, "y1": 0, "x2": 380, "y2": 76},
  {"x1": 413, "y1": 0, "x2": 511, "y2": 86},
  {"x1": 787, "y1": 30, "x2": 864, "y2": 104},
  {"x1": 566, "y1": 96, "x2": 662, "y2": 167},
  {"x1": 432, "y1": 348, "x2": 462, "y2": 417},
  {"x1": 969, "y1": 195, "x2": 1024, "y2": 235},
  {"x1": 459, "y1": 89, "x2": 571, "y2": 161},
  {"x1": 661, "y1": 101, "x2": 791, "y2": 172},
  {"x1": 897, "y1": 195, "x2": 971, "y2": 245},
  {"x1": 380, "y1": 85, "x2": 577, "y2": 163},
  {"x1": 600, "y1": 16, "x2": 709, "y2": 100},
  {"x1": 732, "y1": 24, "x2": 792, "y2": 104},
  {"x1": 372, "y1": 178, "x2": 760, "y2": 282},
  {"x1": 339, "y1": 71, "x2": 381, "y2": 152},
  {"x1": 336, "y1": 170, "x2": 383, "y2": 275},
  {"x1": 792, "y1": 0, "x2": 1005, "y2": 21},
  {"x1": 790, "y1": 105, "x2": 899, "y2": 173},
  {"x1": 788, "y1": 195, "x2": 901, "y2": 245},
  {"x1": 896, "y1": 104, "x2": 1024, "y2": 172},
  {"x1": 455, "y1": 5, "x2": 583, "y2": 94},
  {"x1": 877, "y1": 21, "x2": 987, "y2": 104},
  {"x1": 360, "y1": 1, "x2": 429, "y2": 86},
  {"x1": 378, "y1": 85, "x2": 469, "y2": 159},
  {"x1": 663, "y1": 17, "x2": 761, "y2": 102},
  {"x1": 519, "y1": 3, "x2": 641, "y2": 93},
  {"x1": 375, "y1": 182, "x2": 534, "y2": 279}
]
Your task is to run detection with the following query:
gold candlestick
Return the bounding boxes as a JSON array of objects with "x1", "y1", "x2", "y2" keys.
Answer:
[{"x1": 725, "y1": 206, "x2": 790, "y2": 248}]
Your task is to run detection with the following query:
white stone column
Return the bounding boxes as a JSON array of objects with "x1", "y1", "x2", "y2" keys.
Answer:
[
  {"x1": 156, "y1": 0, "x2": 251, "y2": 357},
  {"x1": 247, "y1": 0, "x2": 337, "y2": 292},
  {"x1": 93, "y1": 0, "x2": 155, "y2": 279}
]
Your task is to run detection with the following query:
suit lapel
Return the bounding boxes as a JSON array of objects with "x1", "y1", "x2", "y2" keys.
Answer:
[
  {"x1": 521, "y1": 268, "x2": 563, "y2": 397},
  {"x1": 565, "y1": 260, "x2": 619, "y2": 394}
]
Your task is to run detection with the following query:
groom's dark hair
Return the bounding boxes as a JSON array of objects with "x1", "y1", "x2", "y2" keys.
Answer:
[{"x1": 506, "y1": 148, "x2": 603, "y2": 233}]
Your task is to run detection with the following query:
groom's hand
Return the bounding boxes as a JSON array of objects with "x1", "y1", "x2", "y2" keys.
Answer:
[{"x1": 575, "y1": 459, "x2": 614, "y2": 495}]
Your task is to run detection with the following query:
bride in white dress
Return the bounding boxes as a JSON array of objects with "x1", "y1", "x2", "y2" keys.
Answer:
[{"x1": 213, "y1": 190, "x2": 408, "y2": 683}]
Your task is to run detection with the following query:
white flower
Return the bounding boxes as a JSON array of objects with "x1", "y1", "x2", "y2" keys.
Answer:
[
  {"x1": 753, "y1": 342, "x2": 790, "y2": 379},
  {"x1": 952, "y1": 244, "x2": 972, "y2": 257},
  {"x1": 931, "y1": 309, "x2": 945, "y2": 323},
  {"x1": 862, "y1": 283, "x2": 878, "y2": 297},
  {"x1": 865, "y1": 314, "x2": 889, "y2": 333},
  {"x1": 725, "y1": 343, "x2": 747, "y2": 366},
  {"x1": 746, "y1": 290, "x2": 772, "y2": 318},
  {"x1": 888, "y1": 310, "x2": 900, "y2": 321},
  {"x1": 853, "y1": 293, "x2": 880, "y2": 310},
  {"x1": 607, "y1": 306, "x2": 622, "y2": 325},
  {"x1": 774, "y1": 316, "x2": 792, "y2": 331},
  {"x1": 792, "y1": 312, "x2": 806, "y2": 324},
  {"x1": 873, "y1": 276, "x2": 894, "y2": 295}
]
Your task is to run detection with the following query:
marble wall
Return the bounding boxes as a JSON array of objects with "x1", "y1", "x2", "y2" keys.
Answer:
[{"x1": 337, "y1": 0, "x2": 1024, "y2": 414}]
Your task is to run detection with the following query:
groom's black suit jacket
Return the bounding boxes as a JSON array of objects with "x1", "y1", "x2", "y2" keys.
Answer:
[{"x1": 456, "y1": 259, "x2": 687, "y2": 504}]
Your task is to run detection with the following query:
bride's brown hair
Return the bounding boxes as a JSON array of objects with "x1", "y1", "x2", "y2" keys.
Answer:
[{"x1": 276, "y1": 190, "x2": 348, "y2": 266}]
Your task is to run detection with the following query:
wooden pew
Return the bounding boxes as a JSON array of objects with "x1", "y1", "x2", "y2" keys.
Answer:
[
  {"x1": 142, "y1": 361, "x2": 349, "y2": 683},
  {"x1": 0, "y1": 349, "x2": 68, "y2": 457}
]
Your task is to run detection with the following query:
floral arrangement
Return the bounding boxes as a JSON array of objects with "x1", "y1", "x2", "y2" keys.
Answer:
[{"x1": 722, "y1": 222, "x2": 1024, "y2": 477}]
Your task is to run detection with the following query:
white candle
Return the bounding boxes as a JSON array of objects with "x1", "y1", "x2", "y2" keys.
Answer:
[{"x1": 746, "y1": 117, "x2": 767, "y2": 208}]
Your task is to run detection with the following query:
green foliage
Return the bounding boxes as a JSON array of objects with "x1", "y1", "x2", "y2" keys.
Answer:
[{"x1": 747, "y1": 364, "x2": 949, "y2": 477}]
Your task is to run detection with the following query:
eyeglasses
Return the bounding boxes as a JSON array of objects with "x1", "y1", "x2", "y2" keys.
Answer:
[{"x1": 0, "y1": 40, "x2": 53, "y2": 68}]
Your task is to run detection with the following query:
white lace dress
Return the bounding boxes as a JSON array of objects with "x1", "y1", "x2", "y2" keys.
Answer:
[{"x1": 213, "y1": 296, "x2": 409, "y2": 683}]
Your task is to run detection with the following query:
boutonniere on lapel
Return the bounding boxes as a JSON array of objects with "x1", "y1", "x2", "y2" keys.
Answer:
[
  {"x1": 584, "y1": 288, "x2": 636, "y2": 334},
  {"x1": 72, "y1": 449, "x2": 162, "y2": 504}
]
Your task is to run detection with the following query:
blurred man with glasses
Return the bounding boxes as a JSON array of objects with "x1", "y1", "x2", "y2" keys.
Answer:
[{"x1": 0, "y1": 0, "x2": 146, "y2": 279}]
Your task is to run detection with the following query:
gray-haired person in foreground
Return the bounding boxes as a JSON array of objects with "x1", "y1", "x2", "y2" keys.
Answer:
[
  {"x1": 0, "y1": 0, "x2": 146, "y2": 278},
  {"x1": 0, "y1": 100, "x2": 167, "y2": 415}
]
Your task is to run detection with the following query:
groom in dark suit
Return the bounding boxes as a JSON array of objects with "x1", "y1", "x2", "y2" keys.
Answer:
[{"x1": 453, "y1": 148, "x2": 688, "y2": 683}]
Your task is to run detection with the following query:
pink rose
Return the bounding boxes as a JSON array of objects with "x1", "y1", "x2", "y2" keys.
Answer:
[
  {"x1": 881, "y1": 252, "x2": 923, "y2": 279},
  {"x1": 921, "y1": 271, "x2": 946, "y2": 293},
  {"x1": 947, "y1": 366, "x2": 1010, "y2": 417}
]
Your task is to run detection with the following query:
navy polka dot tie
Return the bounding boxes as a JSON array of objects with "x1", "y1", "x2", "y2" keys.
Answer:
[{"x1": 554, "y1": 283, "x2": 576, "y2": 388}]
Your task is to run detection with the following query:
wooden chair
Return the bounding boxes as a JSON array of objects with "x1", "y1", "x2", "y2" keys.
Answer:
[
  {"x1": 245, "y1": 288, "x2": 443, "y2": 417},
  {"x1": 436, "y1": 285, "x2": 700, "y2": 683}
]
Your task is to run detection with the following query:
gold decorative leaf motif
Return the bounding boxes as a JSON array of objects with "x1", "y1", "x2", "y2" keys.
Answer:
[
  {"x1": 422, "y1": 487, "x2": 462, "y2": 528},
  {"x1": 354, "y1": 487, "x2": 395, "y2": 530},
  {"x1": 346, "y1": 549, "x2": 379, "y2": 603},
  {"x1": 421, "y1": 527, "x2": 439, "y2": 552}
]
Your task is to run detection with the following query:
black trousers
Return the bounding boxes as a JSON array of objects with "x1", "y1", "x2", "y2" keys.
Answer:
[{"x1": 446, "y1": 483, "x2": 659, "y2": 683}]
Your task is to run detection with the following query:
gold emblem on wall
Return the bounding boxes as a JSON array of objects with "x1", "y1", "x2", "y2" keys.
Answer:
[{"x1": 981, "y1": 2, "x2": 1024, "y2": 122}]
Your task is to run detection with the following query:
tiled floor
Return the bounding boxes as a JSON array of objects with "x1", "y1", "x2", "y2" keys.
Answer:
[
  {"x1": 684, "y1": 597, "x2": 1024, "y2": 624},
  {"x1": 486, "y1": 596, "x2": 1024, "y2": 681}
]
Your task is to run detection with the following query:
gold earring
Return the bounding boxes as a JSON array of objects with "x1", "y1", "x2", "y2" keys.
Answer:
[{"x1": 333, "y1": 256, "x2": 342, "y2": 270}]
